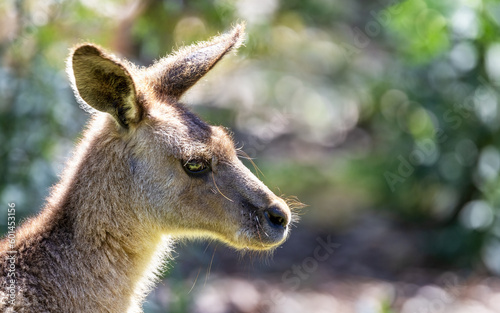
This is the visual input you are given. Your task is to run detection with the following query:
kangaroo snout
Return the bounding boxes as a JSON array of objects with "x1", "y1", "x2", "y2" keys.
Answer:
[
  {"x1": 261, "y1": 200, "x2": 291, "y2": 244},
  {"x1": 237, "y1": 193, "x2": 291, "y2": 249},
  {"x1": 264, "y1": 203, "x2": 290, "y2": 229}
]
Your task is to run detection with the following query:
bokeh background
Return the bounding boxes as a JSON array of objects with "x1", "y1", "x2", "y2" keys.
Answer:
[{"x1": 2, "y1": 0, "x2": 500, "y2": 312}]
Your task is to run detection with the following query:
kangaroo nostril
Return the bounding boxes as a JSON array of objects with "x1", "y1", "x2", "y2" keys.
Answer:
[{"x1": 264, "y1": 206, "x2": 289, "y2": 229}]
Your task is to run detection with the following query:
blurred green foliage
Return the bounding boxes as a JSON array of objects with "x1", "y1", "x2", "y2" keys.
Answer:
[{"x1": 1, "y1": 0, "x2": 500, "y2": 289}]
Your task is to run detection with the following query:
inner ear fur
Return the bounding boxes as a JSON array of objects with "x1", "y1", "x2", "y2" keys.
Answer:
[{"x1": 70, "y1": 44, "x2": 142, "y2": 128}]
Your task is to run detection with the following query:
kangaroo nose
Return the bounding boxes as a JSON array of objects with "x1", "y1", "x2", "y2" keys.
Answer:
[{"x1": 264, "y1": 204, "x2": 289, "y2": 229}]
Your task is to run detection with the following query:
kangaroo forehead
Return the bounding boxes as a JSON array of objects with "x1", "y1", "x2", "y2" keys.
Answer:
[
  {"x1": 176, "y1": 125, "x2": 236, "y2": 162},
  {"x1": 150, "y1": 104, "x2": 236, "y2": 161},
  {"x1": 182, "y1": 123, "x2": 236, "y2": 161}
]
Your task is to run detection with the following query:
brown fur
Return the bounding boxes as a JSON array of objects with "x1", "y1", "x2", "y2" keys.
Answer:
[{"x1": 0, "y1": 24, "x2": 294, "y2": 312}]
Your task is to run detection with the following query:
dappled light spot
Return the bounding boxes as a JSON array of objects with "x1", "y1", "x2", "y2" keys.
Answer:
[
  {"x1": 192, "y1": 278, "x2": 262, "y2": 313},
  {"x1": 235, "y1": 0, "x2": 278, "y2": 25},
  {"x1": 386, "y1": 0, "x2": 450, "y2": 62},
  {"x1": 483, "y1": 238, "x2": 500, "y2": 275},
  {"x1": 459, "y1": 200, "x2": 494, "y2": 231},
  {"x1": 401, "y1": 285, "x2": 453, "y2": 313},
  {"x1": 451, "y1": 5, "x2": 480, "y2": 39},
  {"x1": 408, "y1": 108, "x2": 437, "y2": 139},
  {"x1": 473, "y1": 86, "x2": 498, "y2": 128},
  {"x1": 450, "y1": 41, "x2": 478, "y2": 72},
  {"x1": 477, "y1": 146, "x2": 500, "y2": 182},
  {"x1": 396, "y1": 102, "x2": 437, "y2": 140},
  {"x1": 486, "y1": 43, "x2": 500, "y2": 82}
]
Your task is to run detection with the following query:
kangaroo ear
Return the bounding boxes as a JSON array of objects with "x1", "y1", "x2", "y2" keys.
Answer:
[
  {"x1": 69, "y1": 44, "x2": 142, "y2": 129},
  {"x1": 150, "y1": 23, "x2": 245, "y2": 100}
]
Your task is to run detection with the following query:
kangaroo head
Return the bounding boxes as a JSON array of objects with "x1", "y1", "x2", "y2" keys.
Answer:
[{"x1": 67, "y1": 25, "x2": 293, "y2": 251}]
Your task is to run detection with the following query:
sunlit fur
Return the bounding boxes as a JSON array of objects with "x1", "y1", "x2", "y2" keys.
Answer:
[{"x1": 0, "y1": 24, "x2": 297, "y2": 313}]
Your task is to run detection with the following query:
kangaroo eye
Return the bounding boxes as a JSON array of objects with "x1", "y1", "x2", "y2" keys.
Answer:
[{"x1": 183, "y1": 159, "x2": 211, "y2": 176}]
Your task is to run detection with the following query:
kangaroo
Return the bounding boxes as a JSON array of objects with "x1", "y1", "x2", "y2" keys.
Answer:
[{"x1": 0, "y1": 24, "x2": 295, "y2": 313}]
